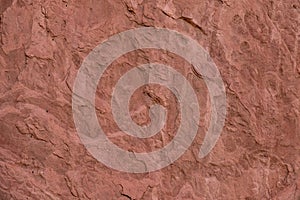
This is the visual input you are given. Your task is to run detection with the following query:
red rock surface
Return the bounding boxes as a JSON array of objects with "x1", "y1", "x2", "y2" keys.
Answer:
[{"x1": 1, "y1": 0, "x2": 300, "y2": 199}]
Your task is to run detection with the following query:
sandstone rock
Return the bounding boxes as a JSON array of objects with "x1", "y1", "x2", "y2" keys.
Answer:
[{"x1": 0, "y1": 0, "x2": 299, "y2": 199}]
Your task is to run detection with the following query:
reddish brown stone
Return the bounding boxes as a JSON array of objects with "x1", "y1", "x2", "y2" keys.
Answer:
[{"x1": 0, "y1": 0, "x2": 299, "y2": 199}]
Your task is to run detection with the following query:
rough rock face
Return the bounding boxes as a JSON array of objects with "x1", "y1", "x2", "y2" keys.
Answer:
[{"x1": 0, "y1": 0, "x2": 300, "y2": 199}]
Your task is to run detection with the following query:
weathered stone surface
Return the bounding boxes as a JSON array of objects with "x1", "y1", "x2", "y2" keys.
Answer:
[{"x1": 0, "y1": 0, "x2": 299, "y2": 199}]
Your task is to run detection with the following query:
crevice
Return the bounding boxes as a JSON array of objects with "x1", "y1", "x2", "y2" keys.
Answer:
[
  {"x1": 216, "y1": 0, "x2": 231, "y2": 7},
  {"x1": 161, "y1": 10, "x2": 175, "y2": 19},
  {"x1": 191, "y1": 65, "x2": 203, "y2": 79},
  {"x1": 179, "y1": 16, "x2": 208, "y2": 36},
  {"x1": 121, "y1": 193, "x2": 133, "y2": 200},
  {"x1": 143, "y1": 90, "x2": 163, "y2": 105},
  {"x1": 160, "y1": 9, "x2": 208, "y2": 36},
  {"x1": 118, "y1": 184, "x2": 134, "y2": 200}
]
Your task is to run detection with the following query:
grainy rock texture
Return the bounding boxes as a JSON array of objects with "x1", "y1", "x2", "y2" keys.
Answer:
[{"x1": 1, "y1": 0, "x2": 300, "y2": 199}]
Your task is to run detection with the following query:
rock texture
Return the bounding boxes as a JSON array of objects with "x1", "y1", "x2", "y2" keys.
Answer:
[{"x1": 1, "y1": 0, "x2": 300, "y2": 199}]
